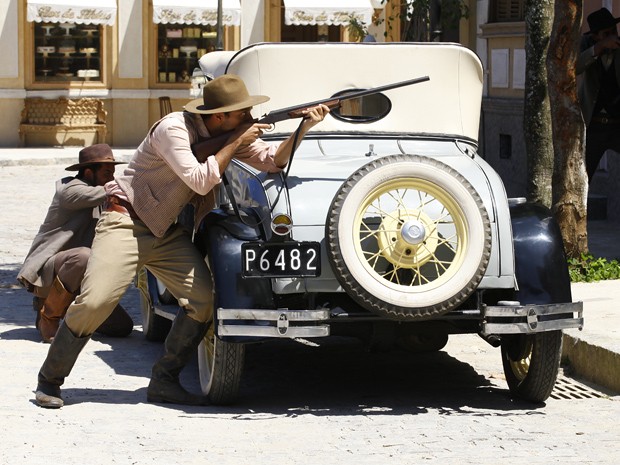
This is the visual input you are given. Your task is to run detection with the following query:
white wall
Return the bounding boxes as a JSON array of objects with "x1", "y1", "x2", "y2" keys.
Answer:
[
  {"x1": 118, "y1": 0, "x2": 143, "y2": 79},
  {"x1": 0, "y1": 0, "x2": 19, "y2": 78},
  {"x1": 241, "y1": 0, "x2": 264, "y2": 47}
]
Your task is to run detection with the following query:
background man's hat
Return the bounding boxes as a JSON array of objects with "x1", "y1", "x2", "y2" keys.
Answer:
[
  {"x1": 587, "y1": 8, "x2": 620, "y2": 34},
  {"x1": 184, "y1": 74, "x2": 269, "y2": 115},
  {"x1": 65, "y1": 144, "x2": 125, "y2": 171}
]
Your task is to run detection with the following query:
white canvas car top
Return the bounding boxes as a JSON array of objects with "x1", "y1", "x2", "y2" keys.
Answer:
[
  {"x1": 198, "y1": 51, "x2": 237, "y2": 80},
  {"x1": 217, "y1": 43, "x2": 483, "y2": 142}
]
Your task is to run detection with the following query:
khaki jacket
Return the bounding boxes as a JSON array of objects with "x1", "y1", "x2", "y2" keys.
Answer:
[{"x1": 18, "y1": 177, "x2": 105, "y2": 290}]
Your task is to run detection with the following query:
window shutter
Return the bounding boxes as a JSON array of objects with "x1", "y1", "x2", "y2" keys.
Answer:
[{"x1": 494, "y1": 0, "x2": 525, "y2": 22}]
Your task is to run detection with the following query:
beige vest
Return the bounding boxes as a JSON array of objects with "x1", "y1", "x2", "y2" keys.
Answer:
[{"x1": 116, "y1": 112, "x2": 217, "y2": 237}]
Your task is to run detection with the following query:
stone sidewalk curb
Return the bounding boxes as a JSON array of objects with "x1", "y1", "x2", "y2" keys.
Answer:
[
  {"x1": 0, "y1": 147, "x2": 135, "y2": 167},
  {"x1": 563, "y1": 332, "x2": 620, "y2": 394}
]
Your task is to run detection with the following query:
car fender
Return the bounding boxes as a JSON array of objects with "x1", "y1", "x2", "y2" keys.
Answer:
[
  {"x1": 510, "y1": 201, "x2": 572, "y2": 304},
  {"x1": 195, "y1": 211, "x2": 275, "y2": 319}
]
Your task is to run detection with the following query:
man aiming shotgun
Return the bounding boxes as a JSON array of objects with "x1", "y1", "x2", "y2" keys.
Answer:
[{"x1": 192, "y1": 75, "x2": 430, "y2": 162}]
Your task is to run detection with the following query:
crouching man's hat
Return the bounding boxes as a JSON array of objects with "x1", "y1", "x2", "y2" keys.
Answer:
[{"x1": 65, "y1": 144, "x2": 126, "y2": 171}]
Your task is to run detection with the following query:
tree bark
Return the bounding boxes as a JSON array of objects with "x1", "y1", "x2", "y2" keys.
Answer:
[
  {"x1": 524, "y1": 0, "x2": 555, "y2": 207},
  {"x1": 547, "y1": 0, "x2": 588, "y2": 258}
]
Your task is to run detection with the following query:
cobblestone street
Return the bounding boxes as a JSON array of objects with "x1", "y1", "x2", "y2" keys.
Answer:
[{"x1": 0, "y1": 163, "x2": 618, "y2": 465}]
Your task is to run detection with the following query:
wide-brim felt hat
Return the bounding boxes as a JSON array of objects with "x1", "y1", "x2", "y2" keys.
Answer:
[
  {"x1": 65, "y1": 143, "x2": 126, "y2": 171},
  {"x1": 587, "y1": 7, "x2": 620, "y2": 34},
  {"x1": 184, "y1": 74, "x2": 269, "y2": 115}
]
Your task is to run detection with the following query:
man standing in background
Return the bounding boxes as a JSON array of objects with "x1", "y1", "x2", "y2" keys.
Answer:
[{"x1": 577, "y1": 7, "x2": 620, "y2": 181}]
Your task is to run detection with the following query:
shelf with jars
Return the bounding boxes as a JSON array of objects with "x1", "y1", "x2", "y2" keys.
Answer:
[
  {"x1": 157, "y1": 24, "x2": 217, "y2": 84},
  {"x1": 33, "y1": 22, "x2": 103, "y2": 83}
]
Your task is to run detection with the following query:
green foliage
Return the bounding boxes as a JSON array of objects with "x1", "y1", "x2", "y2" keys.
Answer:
[
  {"x1": 568, "y1": 253, "x2": 620, "y2": 282},
  {"x1": 347, "y1": 16, "x2": 368, "y2": 42}
]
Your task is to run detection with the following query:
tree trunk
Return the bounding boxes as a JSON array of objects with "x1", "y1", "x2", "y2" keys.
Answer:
[
  {"x1": 524, "y1": 0, "x2": 555, "y2": 207},
  {"x1": 547, "y1": 0, "x2": 588, "y2": 258}
]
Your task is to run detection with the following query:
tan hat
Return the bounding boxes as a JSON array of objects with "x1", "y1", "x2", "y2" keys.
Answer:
[
  {"x1": 184, "y1": 74, "x2": 269, "y2": 114},
  {"x1": 65, "y1": 144, "x2": 126, "y2": 171}
]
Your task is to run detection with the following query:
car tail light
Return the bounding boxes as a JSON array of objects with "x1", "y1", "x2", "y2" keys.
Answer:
[{"x1": 271, "y1": 214, "x2": 293, "y2": 236}]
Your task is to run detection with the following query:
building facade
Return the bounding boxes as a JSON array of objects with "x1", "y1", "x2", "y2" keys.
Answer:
[
  {"x1": 0, "y1": 0, "x2": 414, "y2": 148},
  {"x1": 478, "y1": 0, "x2": 620, "y2": 200}
]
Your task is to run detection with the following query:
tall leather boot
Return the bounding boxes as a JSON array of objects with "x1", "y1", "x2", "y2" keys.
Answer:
[
  {"x1": 35, "y1": 322, "x2": 90, "y2": 408},
  {"x1": 147, "y1": 312, "x2": 209, "y2": 406},
  {"x1": 95, "y1": 304, "x2": 134, "y2": 337},
  {"x1": 38, "y1": 277, "x2": 75, "y2": 343}
]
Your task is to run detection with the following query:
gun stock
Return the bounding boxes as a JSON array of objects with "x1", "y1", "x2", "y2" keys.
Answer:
[{"x1": 191, "y1": 132, "x2": 232, "y2": 163}]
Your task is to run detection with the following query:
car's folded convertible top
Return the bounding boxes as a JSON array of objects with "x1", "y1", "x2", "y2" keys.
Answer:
[{"x1": 206, "y1": 42, "x2": 484, "y2": 141}]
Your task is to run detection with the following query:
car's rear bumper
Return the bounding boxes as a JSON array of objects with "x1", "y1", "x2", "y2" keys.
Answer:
[
  {"x1": 217, "y1": 301, "x2": 584, "y2": 339},
  {"x1": 217, "y1": 308, "x2": 330, "y2": 338},
  {"x1": 481, "y1": 301, "x2": 584, "y2": 335}
]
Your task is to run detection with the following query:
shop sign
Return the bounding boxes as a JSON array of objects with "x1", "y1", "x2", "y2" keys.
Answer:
[
  {"x1": 156, "y1": 8, "x2": 235, "y2": 26},
  {"x1": 152, "y1": 0, "x2": 242, "y2": 26},
  {"x1": 35, "y1": 6, "x2": 113, "y2": 23},
  {"x1": 283, "y1": 1, "x2": 374, "y2": 26},
  {"x1": 27, "y1": 0, "x2": 117, "y2": 26},
  {"x1": 289, "y1": 10, "x2": 366, "y2": 25}
]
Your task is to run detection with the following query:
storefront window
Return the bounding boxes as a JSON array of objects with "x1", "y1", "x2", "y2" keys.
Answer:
[
  {"x1": 33, "y1": 22, "x2": 103, "y2": 83},
  {"x1": 157, "y1": 24, "x2": 217, "y2": 84}
]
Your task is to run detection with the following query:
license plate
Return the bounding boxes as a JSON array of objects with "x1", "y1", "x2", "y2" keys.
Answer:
[{"x1": 242, "y1": 242, "x2": 321, "y2": 278}]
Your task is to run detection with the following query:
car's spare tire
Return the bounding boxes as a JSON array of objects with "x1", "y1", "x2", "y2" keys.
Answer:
[{"x1": 326, "y1": 154, "x2": 491, "y2": 319}]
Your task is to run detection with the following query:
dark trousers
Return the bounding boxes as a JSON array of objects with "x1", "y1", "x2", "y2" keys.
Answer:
[
  {"x1": 586, "y1": 120, "x2": 620, "y2": 182},
  {"x1": 53, "y1": 247, "x2": 90, "y2": 294},
  {"x1": 33, "y1": 247, "x2": 90, "y2": 298}
]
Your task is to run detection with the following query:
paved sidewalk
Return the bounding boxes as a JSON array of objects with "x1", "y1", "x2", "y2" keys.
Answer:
[
  {"x1": 0, "y1": 147, "x2": 618, "y2": 394},
  {"x1": 0, "y1": 146, "x2": 136, "y2": 167},
  {"x1": 566, "y1": 220, "x2": 620, "y2": 393}
]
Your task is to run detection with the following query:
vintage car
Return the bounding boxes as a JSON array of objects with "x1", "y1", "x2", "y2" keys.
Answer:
[{"x1": 137, "y1": 42, "x2": 583, "y2": 405}]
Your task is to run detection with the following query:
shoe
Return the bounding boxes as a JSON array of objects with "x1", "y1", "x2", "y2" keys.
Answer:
[
  {"x1": 147, "y1": 378, "x2": 210, "y2": 406},
  {"x1": 35, "y1": 322, "x2": 90, "y2": 409},
  {"x1": 35, "y1": 386, "x2": 63, "y2": 409}
]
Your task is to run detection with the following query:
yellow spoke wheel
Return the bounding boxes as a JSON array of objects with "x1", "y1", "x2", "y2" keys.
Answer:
[
  {"x1": 355, "y1": 178, "x2": 467, "y2": 289},
  {"x1": 327, "y1": 155, "x2": 491, "y2": 319}
]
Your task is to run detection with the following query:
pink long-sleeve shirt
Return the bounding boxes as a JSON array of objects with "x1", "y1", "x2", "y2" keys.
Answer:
[{"x1": 107, "y1": 111, "x2": 281, "y2": 237}]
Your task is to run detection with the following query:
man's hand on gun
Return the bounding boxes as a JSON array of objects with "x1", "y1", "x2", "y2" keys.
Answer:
[
  {"x1": 230, "y1": 103, "x2": 330, "y2": 146},
  {"x1": 299, "y1": 104, "x2": 331, "y2": 130},
  {"x1": 229, "y1": 122, "x2": 271, "y2": 147}
]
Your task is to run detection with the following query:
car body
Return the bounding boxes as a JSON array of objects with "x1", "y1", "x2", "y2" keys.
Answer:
[{"x1": 139, "y1": 42, "x2": 583, "y2": 404}]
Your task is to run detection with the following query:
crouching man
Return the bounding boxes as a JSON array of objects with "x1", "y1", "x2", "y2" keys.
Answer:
[{"x1": 18, "y1": 144, "x2": 134, "y2": 343}]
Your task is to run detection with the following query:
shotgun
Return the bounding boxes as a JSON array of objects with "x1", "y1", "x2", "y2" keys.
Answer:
[{"x1": 192, "y1": 75, "x2": 430, "y2": 162}]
